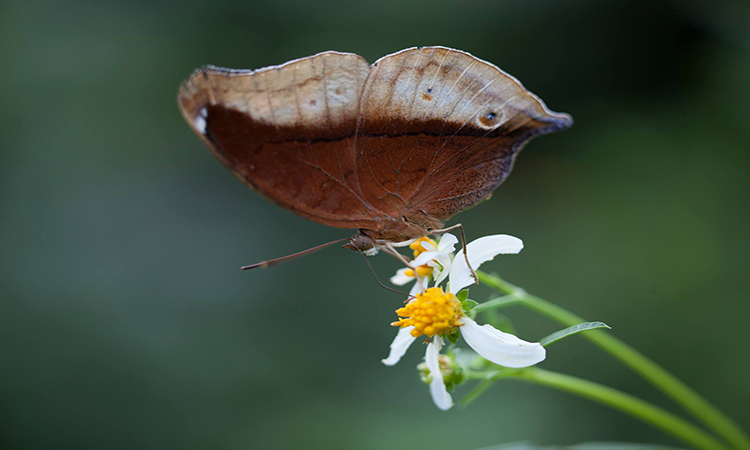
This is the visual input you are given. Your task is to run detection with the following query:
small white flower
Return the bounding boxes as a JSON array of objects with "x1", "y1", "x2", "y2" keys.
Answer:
[
  {"x1": 410, "y1": 233, "x2": 458, "y2": 285},
  {"x1": 389, "y1": 235, "x2": 459, "y2": 292},
  {"x1": 382, "y1": 234, "x2": 543, "y2": 410}
]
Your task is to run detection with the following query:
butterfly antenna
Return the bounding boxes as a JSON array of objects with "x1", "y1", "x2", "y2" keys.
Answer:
[
  {"x1": 241, "y1": 238, "x2": 349, "y2": 270},
  {"x1": 362, "y1": 255, "x2": 411, "y2": 297}
]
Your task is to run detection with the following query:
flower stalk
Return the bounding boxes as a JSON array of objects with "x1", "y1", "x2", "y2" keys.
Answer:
[
  {"x1": 476, "y1": 271, "x2": 750, "y2": 450},
  {"x1": 465, "y1": 367, "x2": 729, "y2": 450}
]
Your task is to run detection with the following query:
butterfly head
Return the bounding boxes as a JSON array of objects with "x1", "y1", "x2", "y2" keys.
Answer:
[{"x1": 343, "y1": 234, "x2": 378, "y2": 256}]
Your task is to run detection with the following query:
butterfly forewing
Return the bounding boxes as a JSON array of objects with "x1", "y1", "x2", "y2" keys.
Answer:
[{"x1": 177, "y1": 52, "x2": 383, "y2": 229}]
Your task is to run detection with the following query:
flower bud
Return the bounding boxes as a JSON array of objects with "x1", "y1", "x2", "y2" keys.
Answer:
[{"x1": 418, "y1": 352, "x2": 465, "y2": 391}]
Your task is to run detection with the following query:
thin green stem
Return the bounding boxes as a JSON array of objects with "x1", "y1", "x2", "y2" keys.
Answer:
[
  {"x1": 476, "y1": 271, "x2": 750, "y2": 450},
  {"x1": 472, "y1": 293, "x2": 523, "y2": 314},
  {"x1": 461, "y1": 376, "x2": 496, "y2": 406},
  {"x1": 497, "y1": 368, "x2": 729, "y2": 450}
]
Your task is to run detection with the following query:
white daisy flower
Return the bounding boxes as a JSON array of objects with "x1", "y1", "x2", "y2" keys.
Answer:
[
  {"x1": 382, "y1": 234, "x2": 543, "y2": 410},
  {"x1": 389, "y1": 235, "x2": 459, "y2": 294}
]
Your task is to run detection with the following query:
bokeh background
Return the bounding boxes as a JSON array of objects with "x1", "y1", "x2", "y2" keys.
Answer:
[{"x1": 2, "y1": 0, "x2": 749, "y2": 448}]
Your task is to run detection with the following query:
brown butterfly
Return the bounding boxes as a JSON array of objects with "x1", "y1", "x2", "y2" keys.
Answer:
[{"x1": 177, "y1": 46, "x2": 571, "y2": 263}]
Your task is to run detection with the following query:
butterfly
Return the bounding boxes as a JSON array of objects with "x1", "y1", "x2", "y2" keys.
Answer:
[{"x1": 177, "y1": 46, "x2": 571, "y2": 260}]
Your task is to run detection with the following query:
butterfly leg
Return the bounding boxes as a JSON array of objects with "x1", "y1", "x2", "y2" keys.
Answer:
[
  {"x1": 382, "y1": 241, "x2": 438, "y2": 290},
  {"x1": 428, "y1": 223, "x2": 478, "y2": 285},
  {"x1": 381, "y1": 241, "x2": 414, "y2": 268},
  {"x1": 361, "y1": 254, "x2": 413, "y2": 298}
]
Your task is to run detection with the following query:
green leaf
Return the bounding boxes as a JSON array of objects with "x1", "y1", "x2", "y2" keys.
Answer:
[
  {"x1": 456, "y1": 289, "x2": 469, "y2": 302},
  {"x1": 540, "y1": 322, "x2": 611, "y2": 347},
  {"x1": 462, "y1": 299, "x2": 479, "y2": 311}
]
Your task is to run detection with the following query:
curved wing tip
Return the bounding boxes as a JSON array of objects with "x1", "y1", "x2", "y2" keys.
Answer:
[
  {"x1": 552, "y1": 112, "x2": 574, "y2": 129},
  {"x1": 525, "y1": 111, "x2": 573, "y2": 138},
  {"x1": 537, "y1": 110, "x2": 573, "y2": 133}
]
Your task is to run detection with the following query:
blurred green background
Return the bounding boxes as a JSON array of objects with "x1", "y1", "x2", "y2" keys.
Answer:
[{"x1": 2, "y1": 0, "x2": 749, "y2": 448}]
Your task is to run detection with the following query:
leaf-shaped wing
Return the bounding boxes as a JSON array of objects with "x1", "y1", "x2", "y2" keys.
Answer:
[{"x1": 177, "y1": 52, "x2": 385, "y2": 229}]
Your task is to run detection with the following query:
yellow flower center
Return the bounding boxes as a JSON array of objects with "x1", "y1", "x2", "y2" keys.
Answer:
[
  {"x1": 391, "y1": 287, "x2": 462, "y2": 338},
  {"x1": 405, "y1": 236, "x2": 437, "y2": 278},
  {"x1": 404, "y1": 266, "x2": 433, "y2": 278}
]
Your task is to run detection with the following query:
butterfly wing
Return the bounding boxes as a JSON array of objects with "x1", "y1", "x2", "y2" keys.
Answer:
[
  {"x1": 355, "y1": 47, "x2": 572, "y2": 227},
  {"x1": 178, "y1": 47, "x2": 572, "y2": 242},
  {"x1": 177, "y1": 52, "x2": 385, "y2": 230}
]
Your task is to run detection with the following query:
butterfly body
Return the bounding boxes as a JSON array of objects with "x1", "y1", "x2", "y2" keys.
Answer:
[{"x1": 178, "y1": 47, "x2": 572, "y2": 246}]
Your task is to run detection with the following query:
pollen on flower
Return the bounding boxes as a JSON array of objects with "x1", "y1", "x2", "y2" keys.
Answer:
[{"x1": 391, "y1": 287, "x2": 462, "y2": 338}]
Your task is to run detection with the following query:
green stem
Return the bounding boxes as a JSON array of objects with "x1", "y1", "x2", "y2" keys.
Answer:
[
  {"x1": 476, "y1": 271, "x2": 750, "y2": 450},
  {"x1": 497, "y1": 368, "x2": 729, "y2": 450},
  {"x1": 472, "y1": 293, "x2": 523, "y2": 313}
]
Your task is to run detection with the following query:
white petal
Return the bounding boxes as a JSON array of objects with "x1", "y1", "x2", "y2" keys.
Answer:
[
  {"x1": 437, "y1": 233, "x2": 458, "y2": 253},
  {"x1": 450, "y1": 234, "x2": 524, "y2": 292},
  {"x1": 390, "y1": 268, "x2": 414, "y2": 286},
  {"x1": 460, "y1": 317, "x2": 545, "y2": 368},
  {"x1": 431, "y1": 252, "x2": 453, "y2": 285},
  {"x1": 421, "y1": 240, "x2": 437, "y2": 252},
  {"x1": 382, "y1": 327, "x2": 417, "y2": 366},
  {"x1": 425, "y1": 336, "x2": 453, "y2": 410},
  {"x1": 409, "y1": 276, "x2": 429, "y2": 295},
  {"x1": 411, "y1": 251, "x2": 442, "y2": 268},
  {"x1": 447, "y1": 263, "x2": 474, "y2": 294}
]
